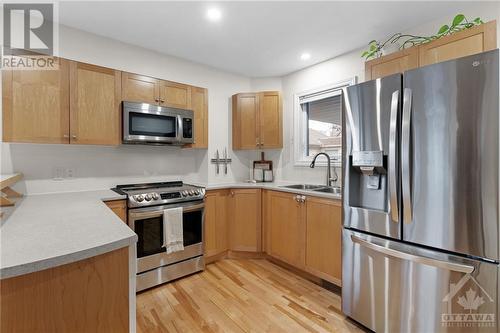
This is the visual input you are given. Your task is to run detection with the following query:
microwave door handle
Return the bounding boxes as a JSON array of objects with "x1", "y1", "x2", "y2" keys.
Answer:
[
  {"x1": 401, "y1": 88, "x2": 412, "y2": 224},
  {"x1": 389, "y1": 90, "x2": 399, "y2": 223},
  {"x1": 176, "y1": 115, "x2": 183, "y2": 141}
]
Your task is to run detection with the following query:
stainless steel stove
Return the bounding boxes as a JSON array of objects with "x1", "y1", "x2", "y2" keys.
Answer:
[{"x1": 113, "y1": 181, "x2": 205, "y2": 292}]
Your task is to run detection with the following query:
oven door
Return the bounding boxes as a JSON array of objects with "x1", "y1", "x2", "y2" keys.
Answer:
[{"x1": 128, "y1": 200, "x2": 204, "y2": 274}]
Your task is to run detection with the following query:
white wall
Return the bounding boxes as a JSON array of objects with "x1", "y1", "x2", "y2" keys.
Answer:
[
  {"x1": 1, "y1": 24, "x2": 253, "y2": 193},
  {"x1": 274, "y1": 2, "x2": 500, "y2": 185}
]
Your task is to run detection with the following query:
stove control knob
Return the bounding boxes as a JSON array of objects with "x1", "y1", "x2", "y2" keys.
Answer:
[
  {"x1": 188, "y1": 190, "x2": 194, "y2": 196},
  {"x1": 145, "y1": 194, "x2": 152, "y2": 201},
  {"x1": 181, "y1": 191, "x2": 187, "y2": 197},
  {"x1": 135, "y1": 194, "x2": 144, "y2": 202},
  {"x1": 194, "y1": 190, "x2": 200, "y2": 195},
  {"x1": 152, "y1": 193, "x2": 159, "y2": 200}
]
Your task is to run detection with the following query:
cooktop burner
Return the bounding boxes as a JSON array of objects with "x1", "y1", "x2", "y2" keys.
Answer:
[{"x1": 112, "y1": 181, "x2": 205, "y2": 208}]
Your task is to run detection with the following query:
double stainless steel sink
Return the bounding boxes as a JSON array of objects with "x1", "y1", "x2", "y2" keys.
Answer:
[{"x1": 280, "y1": 184, "x2": 342, "y2": 195}]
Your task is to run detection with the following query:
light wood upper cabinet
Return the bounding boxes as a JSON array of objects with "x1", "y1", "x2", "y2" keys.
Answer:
[
  {"x1": 159, "y1": 81, "x2": 192, "y2": 109},
  {"x1": 228, "y1": 188, "x2": 262, "y2": 252},
  {"x1": 232, "y1": 93, "x2": 260, "y2": 149},
  {"x1": 305, "y1": 196, "x2": 342, "y2": 285},
  {"x1": 259, "y1": 91, "x2": 283, "y2": 149},
  {"x1": 232, "y1": 91, "x2": 282, "y2": 150},
  {"x1": 365, "y1": 48, "x2": 419, "y2": 81},
  {"x1": 185, "y1": 86, "x2": 208, "y2": 149},
  {"x1": 365, "y1": 20, "x2": 497, "y2": 81},
  {"x1": 2, "y1": 57, "x2": 70, "y2": 143},
  {"x1": 70, "y1": 62, "x2": 121, "y2": 145},
  {"x1": 419, "y1": 20, "x2": 497, "y2": 67},
  {"x1": 266, "y1": 191, "x2": 305, "y2": 267},
  {"x1": 204, "y1": 190, "x2": 229, "y2": 257},
  {"x1": 121, "y1": 72, "x2": 159, "y2": 105}
]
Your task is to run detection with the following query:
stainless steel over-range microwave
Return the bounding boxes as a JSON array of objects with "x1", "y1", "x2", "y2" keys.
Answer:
[{"x1": 122, "y1": 101, "x2": 194, "y2": 145}]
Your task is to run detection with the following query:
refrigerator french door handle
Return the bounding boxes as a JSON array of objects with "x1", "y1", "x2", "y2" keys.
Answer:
[
  {"x1": 351, "y1": 235, "x2": 474, "y2": 274},
  {"x1": 402, "y1": 88, "x2": 412, "y2": 224},
  {"x1": 389, "y1": 90, "x2": 399, "y2": 223}
]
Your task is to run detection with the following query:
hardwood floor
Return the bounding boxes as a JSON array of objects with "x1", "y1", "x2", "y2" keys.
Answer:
[{"x1": 136, "y1": 259, "x2": 365, "y2": 333}]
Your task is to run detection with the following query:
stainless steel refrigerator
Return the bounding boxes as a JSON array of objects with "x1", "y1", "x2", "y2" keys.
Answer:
[{"x1": 342, "y1": 49, "x2": 499, "y2": 332}]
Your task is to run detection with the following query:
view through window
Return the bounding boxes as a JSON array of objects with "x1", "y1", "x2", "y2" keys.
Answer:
[{"x1": 300, "y1": 93, "x2": 342, "y2": 160}]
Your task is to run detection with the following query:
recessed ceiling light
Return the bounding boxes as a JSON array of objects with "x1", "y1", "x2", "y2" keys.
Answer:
[
  {"x1": 300, "y1": 53, "x2": 311, "y2": 61},
  {"x1": 206, "y1": 8, "x2": 222, "y2": 22}
]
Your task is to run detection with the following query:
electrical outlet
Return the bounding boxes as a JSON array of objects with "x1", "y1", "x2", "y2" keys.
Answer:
[
  {"x1": 53, "y1": 167, "x2": 65, "y2": 181},
  {"x1": 65, "y1": 168, "x2": 75, "y2": 179}
]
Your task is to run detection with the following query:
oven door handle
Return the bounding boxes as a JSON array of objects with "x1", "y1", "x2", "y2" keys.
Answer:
[{"x1": 129, "y1": 202, "x2": 204, "y2": 220}]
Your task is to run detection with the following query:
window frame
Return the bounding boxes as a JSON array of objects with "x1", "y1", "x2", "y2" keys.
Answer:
[{"x1": 292, "y1": 77, "x2": 356, "y2": 167}]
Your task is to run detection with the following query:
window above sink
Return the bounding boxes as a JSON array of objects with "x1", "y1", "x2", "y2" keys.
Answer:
[{"x1": 293, "y1": 77, "x2": 356, "y2": 167}]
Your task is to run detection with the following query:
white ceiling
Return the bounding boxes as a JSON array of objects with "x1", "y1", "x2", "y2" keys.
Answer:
[{"x1": 58, "y1": 1, "x2": 477, "y2": 77}]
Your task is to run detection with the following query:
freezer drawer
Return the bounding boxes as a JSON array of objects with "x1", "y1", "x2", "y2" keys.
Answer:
[{"x1": 342, "y1": 229, "x2": 499, "y2": 332}]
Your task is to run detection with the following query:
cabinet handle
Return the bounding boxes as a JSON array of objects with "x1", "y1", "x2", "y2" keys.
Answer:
[
  {"x1": 231, "y1": 191, "x2": 235, "y2": 197},
  {"x1": 300, "y1": 195, "x2": 306, "y2": 203},
  {"x1": 160, "y1": 99, "x2": 165, "y2": 103},
  {"x1": 155, "y1": 98, "x2": 160, "y2": 103},
  {"x1": 71, "y1": 135, "x2": 77, "y2": 140},
  {"x1": 256, "y1": 139, "x2": 260, "y2": 147},
  {"x1": 63, "y1": 134, "x2": 69, "y2": 139}
]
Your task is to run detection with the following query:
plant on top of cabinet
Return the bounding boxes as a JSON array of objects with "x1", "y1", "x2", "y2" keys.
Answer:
[
  {"x1": 232, "y1": 91, "x2": 282, "y2": 150},
  {"x1": 362, "y1": 14, "x2": 485, "y2": 60},
  {"x1": 364, "y1": 19, "x2": 496, "y2": 81}
]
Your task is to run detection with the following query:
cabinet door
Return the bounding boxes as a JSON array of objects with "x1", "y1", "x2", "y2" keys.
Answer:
[
  {"x1": 232, "y1": 93, "x2": 259, "y2": 150},
  {"x1": 419, "y1": 21, "x2": 497, "y2": 67},
  {"x1": 121, "y1": 72, "x2": 159, "y2": 105},
  {"x1": 259, "y1": 91, "x2": 282, "y2": 149},
  {"x1": 267, "y1": 191, "x2": 305, "y2": 267},
  {"x1": 2, "y1": 57, "x2": 70, "y2": 143},
  {"x1": 69, "y1": 62, "x2": 121, "y2": 145},
  {"x1": 204, "y1": 190, "x2": 229, "y2": 257},
  {"x1": 159, "y1": 80, "x2": 192, "y2": 109},
  {"x1": 365, "y1": 48, "x2": 418, "y2": 81},
  {"x1": 104, "y1": 200, "x2": 127, "y2": 223},
  {"x1": 305, "y1": 197, "x2": 342, "y2": 285},
  {"x1": 229, "y1": 189, "x2": 261, "y2": 252},
  {"x1": 185, "y1": 87, "x2": 208, "y2": 148}
]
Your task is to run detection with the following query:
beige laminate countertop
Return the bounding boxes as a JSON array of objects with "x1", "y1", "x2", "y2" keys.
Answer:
[
  {"x1": 201, "y1": 181, "x2": 342, "y2": 200},
  {"x1": 0, "y1": 190, "x2": 137, "y2": 279}
]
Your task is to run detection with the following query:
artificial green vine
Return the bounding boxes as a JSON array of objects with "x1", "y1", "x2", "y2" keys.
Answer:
[{"x1": 361, "y1": 14, "x2": 484, "y2": 60}]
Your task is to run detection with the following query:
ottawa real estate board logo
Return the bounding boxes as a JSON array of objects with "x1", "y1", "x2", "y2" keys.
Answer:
[
  {"x1": 2, "y1": 3, "x2": 57, "y2": 70},
  {"x1": 442, "y1": 274, "x2": 495, "y2": 329}
]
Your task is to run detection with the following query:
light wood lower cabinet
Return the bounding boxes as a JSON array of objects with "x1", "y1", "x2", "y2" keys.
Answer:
[
  {"x1": 1, "y1": 247, "x2": 130, "y2": 333},
  {"x1": 70, "y1": 62, "x2": 121, "y2": 145},
  {"x1": 204, "y1": 190, "x2": 229, "y2": 257},
  {"x1": 305, "y1": 196, "x2": 342, "y2": 285},
  {"x1": 264, "y1": 190, "x2": 342, "y2": 285},
  {"x1": 104, "y1": 199, "x2": 127, "y2": 223},
  {"x1": 229, "y1": 189, "x2": 262, "y2": 252},
  {"x1": 2, "y1": 57, "x2": 70, "y2": 143},
  {"x1": 266, "y1": 191, "x2": 305, "y2": 267}
]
